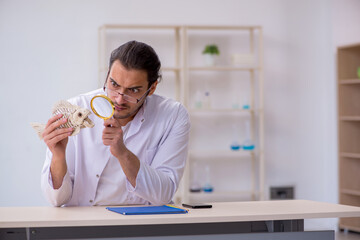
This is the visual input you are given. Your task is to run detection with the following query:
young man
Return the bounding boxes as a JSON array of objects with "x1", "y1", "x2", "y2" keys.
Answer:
[{"x1": 41, "y1": 41, "x2": 190, "y2": 206}]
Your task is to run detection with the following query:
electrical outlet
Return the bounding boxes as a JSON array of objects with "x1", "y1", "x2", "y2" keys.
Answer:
[{"x1": 270, "y1": 186, "x2": 294, "y2": 200}]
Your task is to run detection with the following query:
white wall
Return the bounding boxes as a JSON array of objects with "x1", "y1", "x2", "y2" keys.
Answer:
[
  {"x1": 0, "y1": 0, "x2": 353, "y2": 219},
  {"x1": 332, "y1": 0, "x2": 360, "y2": 47}
]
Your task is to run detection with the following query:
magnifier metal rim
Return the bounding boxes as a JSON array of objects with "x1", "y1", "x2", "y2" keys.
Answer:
[{"x1": 90, "y1": 95, "x2": 115, "y2": 120}]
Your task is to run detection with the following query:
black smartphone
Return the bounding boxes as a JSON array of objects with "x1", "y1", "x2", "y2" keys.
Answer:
[{"x1": 182, "y1": 203, "x2": 212, "y2": 209}]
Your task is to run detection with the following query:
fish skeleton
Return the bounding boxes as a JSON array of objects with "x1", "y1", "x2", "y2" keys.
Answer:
[{"x1": 31, "y1": 100, "x2": 95, "y2": 139}]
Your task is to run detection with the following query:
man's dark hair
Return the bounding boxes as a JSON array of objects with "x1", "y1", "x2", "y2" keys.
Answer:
[{"x1": 108, "y1": 40, "x2": 162, "y2": 87}]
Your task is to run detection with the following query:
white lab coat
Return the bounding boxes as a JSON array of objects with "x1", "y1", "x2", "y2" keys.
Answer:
[{"x1": 41, "y1": 89, "x2": 190, "y2": 206}]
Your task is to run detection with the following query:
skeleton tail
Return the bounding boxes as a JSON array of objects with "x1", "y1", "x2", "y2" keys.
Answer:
[{"x1": 30, "y1": 122, "x2": 46, "y2": 140}]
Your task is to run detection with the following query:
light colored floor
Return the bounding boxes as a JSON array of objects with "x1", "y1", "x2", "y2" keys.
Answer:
[{"x1": 336, "y1": 231, "x2": 360, "y2": 240}]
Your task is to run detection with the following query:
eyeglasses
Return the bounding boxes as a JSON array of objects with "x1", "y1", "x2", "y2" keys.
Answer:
[{"x1": 103, "y1": 85, "x2": 152, "y2": 103}]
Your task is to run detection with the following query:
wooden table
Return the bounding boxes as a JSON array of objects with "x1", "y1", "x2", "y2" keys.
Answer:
[{"x1": 1, "y1": 200, "x2": 360, "y2": 240}]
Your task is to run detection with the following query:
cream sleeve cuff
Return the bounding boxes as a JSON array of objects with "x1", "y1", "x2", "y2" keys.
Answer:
[
  {"x1": 45, "y1": 170, "x2": 72, "y2": 206},
  {"x1": 125, "y1": 161, "x2": 143, "y2": 193}
]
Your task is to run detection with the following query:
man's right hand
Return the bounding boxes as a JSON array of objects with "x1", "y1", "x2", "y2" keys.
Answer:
[
  {"x1": 42, "y1": 114, "x2": 73, "y2": 158},
  {"x1": 42, "y1": 114, "x2": 73, "y2": 189}
]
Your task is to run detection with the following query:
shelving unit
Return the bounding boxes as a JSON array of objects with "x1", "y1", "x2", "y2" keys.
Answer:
[
  {"x1": 182, "y1": 26, "x2": 264, "y2": 203},
  {"x1": 337, "y1": 43, "x2": 360, "y2": 232},
  {"x1": 98, "y1": 25, "x2": 264, "y2": 204}
]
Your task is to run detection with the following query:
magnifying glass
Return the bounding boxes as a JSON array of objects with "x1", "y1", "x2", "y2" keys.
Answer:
[{"x1": 90, "y1": 95, "x2": 115, "y2": 120}]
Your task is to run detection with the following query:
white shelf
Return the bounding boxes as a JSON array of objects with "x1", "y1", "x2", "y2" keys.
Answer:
[
  {"x1": 101, "y1": 24, "x2": 180, "y2": 30},
  {"x1": 189, "y1": 108, "x2": 253, "y2": 116},
  {"x1": 189, "y1": 150, "x2": 253, "y2": 160},
  {"x1": 162, "y1": 67, "x2": 181, "y2": 72},
  {"x1": 186, "y1": 25, "x2": 261, "y2": 30},
  {"x1": 100, "y1": 67, "x2": 181, "y2": 73},
  {"x1": 189, "y1": 66, "x2": 259, "y2": 71},
  {"x1": 188, "y1": 191, "x2": 256, "y2": 202}
]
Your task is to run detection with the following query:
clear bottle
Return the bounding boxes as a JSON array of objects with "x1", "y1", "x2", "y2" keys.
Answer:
[
  {"x1": 203, "y1": 91, "x2": 211, "y2": 109},
  {"x1": 203, "y1": 164, "x2": 213, "y2": 193},
  {"x1": 242, "y1": 93, "x2": 250, "y2": 110},
  {"x1": 189, "y1": 161, "x2": 201, "y2": 193},
  {"x1": 230, "y1": 124, "x2": 241, "y2": 151},
  {"x1": 243, "y1": 120, "x2": 255, "y2": 150},
  {"x1": 194, "y1": 90, "x2": 203, "y2": 109},
  {"x1": 231, "y1": 94, "x2": 240, "y2": 109}
]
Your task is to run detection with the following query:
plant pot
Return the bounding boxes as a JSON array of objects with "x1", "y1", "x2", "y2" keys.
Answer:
[{"x1": 203, "y1": 54, "x2": 217, "y2": 66}]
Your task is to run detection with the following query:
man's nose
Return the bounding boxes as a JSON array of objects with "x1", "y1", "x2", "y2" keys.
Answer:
[
  {"x1": 115, "y1": 92, "x2": 128, "y2": 104},
  {"x1": 114, "y1": 93, "x2": 127, "y2": 103}
]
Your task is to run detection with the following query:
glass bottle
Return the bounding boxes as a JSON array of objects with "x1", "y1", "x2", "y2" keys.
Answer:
[
  {"x1": 242, "y1": 93, "x2": 250, "y2": 110},
  {"x1": 230, "y1": 124, "x2": 241, "y2": 151},
  {"x1": 203, "y1": 91, "x2": 211, "y2": 109},
  {"x1": 189, "y1": 161, "x2": 201, "y2": 193},
  {"x1": 203, "y1": 164, "x2": 213, "y2": 193},
  {"x1": 243, "y1": 120, "x2": 255, "y2": 150},
  {"x1": 194, "y1": 90, "x2": 203, "y2": 109}
]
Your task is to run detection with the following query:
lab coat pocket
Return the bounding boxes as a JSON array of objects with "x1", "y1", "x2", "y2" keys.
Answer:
[{"x1": 145, "y1": 147, "x2": 158, "y2": 165}]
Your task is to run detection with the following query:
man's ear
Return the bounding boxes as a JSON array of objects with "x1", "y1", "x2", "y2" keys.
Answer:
[{"x1": 148, "y1": 81, "x2": 158, "y2": 96}]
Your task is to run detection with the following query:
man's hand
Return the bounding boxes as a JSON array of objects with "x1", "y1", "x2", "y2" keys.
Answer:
[
  {"x1": 102, "y1": 119, "x2": 126, "y2": 158},
  {"x1": 43, "y1": 114, "x2": 73, "y2": 159}
]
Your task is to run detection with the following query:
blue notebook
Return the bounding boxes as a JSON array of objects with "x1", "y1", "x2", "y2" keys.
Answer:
[{"x1": 106, "y1": 205, "x2": 188, "y2": 215}]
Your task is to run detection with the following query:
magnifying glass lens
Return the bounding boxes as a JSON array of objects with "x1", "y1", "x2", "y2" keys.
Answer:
[{"x1": 90, "y1": 95, "x2": 115, "y2": 120}]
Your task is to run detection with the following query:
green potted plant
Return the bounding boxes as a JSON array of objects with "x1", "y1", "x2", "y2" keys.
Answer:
[{"x1": 202, "y1": 44, "x2": 220, "y2": 66}]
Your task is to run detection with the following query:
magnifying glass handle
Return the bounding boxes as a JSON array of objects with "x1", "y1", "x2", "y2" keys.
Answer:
[{"x1": 104, "y1": 116, "x2": 115, "y2": 128}]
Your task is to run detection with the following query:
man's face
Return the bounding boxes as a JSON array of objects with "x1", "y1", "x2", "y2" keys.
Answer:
[{"x1": 106, "y1": 60, "x2": 156, "y2": 122}]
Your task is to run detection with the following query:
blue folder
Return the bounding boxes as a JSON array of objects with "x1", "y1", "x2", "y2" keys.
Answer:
[{"x1": 106, "y1": 205, "x2": 188, "y2": 215}]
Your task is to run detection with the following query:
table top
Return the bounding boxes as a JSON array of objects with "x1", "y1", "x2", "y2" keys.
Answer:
[{"x1": 1, "y1": 200, "x2": 360, "y2": 228}]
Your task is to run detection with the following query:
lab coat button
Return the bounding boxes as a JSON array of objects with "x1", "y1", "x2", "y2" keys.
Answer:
[
  {"x1": 141, "y1": 119, "x2": 144, "y2": 122},
  {"x1": 96, "y1": 174, "x2": 99, "y2": 178},
  {"x1": 89, "y1": 200, "x2": 93, "y2": 203}
]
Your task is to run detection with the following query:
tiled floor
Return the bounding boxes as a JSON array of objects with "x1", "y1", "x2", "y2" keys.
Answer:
[{"x1": 336, "y1": 231, "x2": 360, "y2": 240}]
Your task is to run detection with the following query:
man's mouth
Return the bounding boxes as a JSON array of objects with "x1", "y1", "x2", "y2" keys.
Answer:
[{"x1": 114, "y1": 105, "x2": 128, "y2": 111}]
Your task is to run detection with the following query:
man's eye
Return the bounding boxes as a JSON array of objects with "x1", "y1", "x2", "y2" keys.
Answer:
[{"x1": 130, "y1": 88, "x2": 139, "y2": 93}]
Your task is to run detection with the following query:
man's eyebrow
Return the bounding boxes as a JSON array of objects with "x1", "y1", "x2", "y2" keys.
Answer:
[
  {"x1": 109, "y1": 77, "x2": 119, "y2": 85},
  {"x1": 128, "y1": 86, "x2": 143, "y2": 89},
  {"x1": 109, "y1": 78, "x2": 143, "y2": 89}
]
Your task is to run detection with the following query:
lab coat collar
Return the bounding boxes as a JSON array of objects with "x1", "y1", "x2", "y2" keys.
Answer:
[{"x1": 125, "y1": 97, "x2": 148, "y2": 141}]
